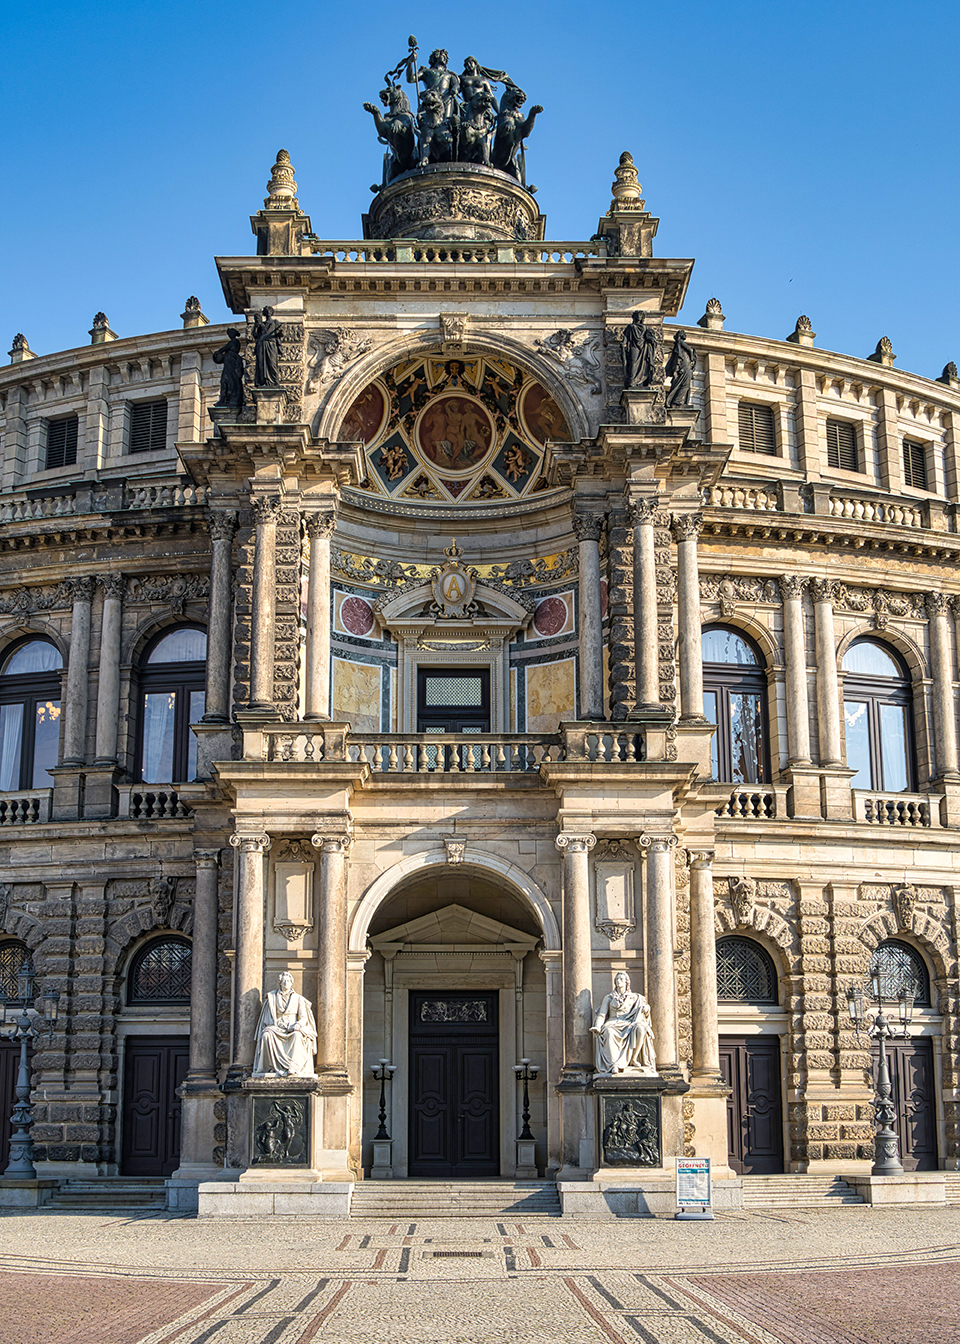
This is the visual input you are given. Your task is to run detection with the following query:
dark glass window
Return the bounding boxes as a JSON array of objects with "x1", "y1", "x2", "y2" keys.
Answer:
[
  {"x1": 0, "y1": 638, "x2": 62, "y2": 790},
  {"x1": 0, "y1": 941, "x2": 33, "y2": 1000},
  {"x1": 138, "y1": 627, "x2": 206, "y2": 783},
  {"x1": 869, "y1": 939, "x2": 930, "y2": 1007},
  {"x1": 902, "y1": 440, "x2": 928, "y2": 490},
  {"x1": 702, "y1": 627, "x2": 768, "y2": 784},
  {"x1": 45, "y1": 416, "x2": 79, "y2": 470},
  {"x1": 738, "y1": 402, "x2": 777, "y2": 456},
  {"x1": 716, "y1": 936, "x2": 778, "y2": 1003},
  {"x1": 128, "y1": 937, "x2": 192, "y2": 1004},
  {"x1": 842, "y1": 639, "x2": 914, "y2": 792},
  {"x1": 129, "y1": 399, "x2": 168, "y2": 454},
  {"x1": 827, "y1": 419, "x2": 859, "y2": 472}
]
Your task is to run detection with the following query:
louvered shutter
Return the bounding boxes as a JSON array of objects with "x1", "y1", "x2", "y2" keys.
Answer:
[
  {"x1": 45, "y1": 416, "x2": 79, "y2": 470},
  {"x1": 737, "y1": 403, "x2": 777, "y2": 455},
  {"x1": 902, "y1": 441, "x2": 927, "y2": 489},
  {"x1": 129, "y1": 399, "x2": 168, "y2": 454},
  {"x1": 826, "y1": 419, "x2": 858, "y2": 471}
]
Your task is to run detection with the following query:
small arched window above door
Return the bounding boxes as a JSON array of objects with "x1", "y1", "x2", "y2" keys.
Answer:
[
  {"x1": 869, "y1": 939, "x2": 931, "y2": 1007},
  {"x1": 0, "y1": 940, "x2": 33, "y2": 1001},
  {"x1": 842, "y1": 638, "x2": 915, "y2": 792},
  {"x1": 716, "y1": 936, "x2": 778, "y2": 1004},
  {"x1": 702, "y1": 626, "x2": 769, "y2": 784},
  {"x1": 127, "y1": 936, "x2": 192, "y2": 1005}
]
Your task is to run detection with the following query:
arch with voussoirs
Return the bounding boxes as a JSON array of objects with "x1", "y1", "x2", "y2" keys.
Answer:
[{"x1": 351, "y1": 848, "x2": 560, "y2": 1182}]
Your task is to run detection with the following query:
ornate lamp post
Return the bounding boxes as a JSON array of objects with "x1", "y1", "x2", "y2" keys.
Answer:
[
  {"x1": 513, "y1": 1058, "x2": 539, "y2": 1140},
  {"x1": 1, "y1": 959, "x2": 60, "y2": 1179},
  {"x1": 846, "y1": 973, "x2": 915, "y2": 1176},
  {"x1": 372, "y1": 1058, "x2": 396, "y2": 1141}
]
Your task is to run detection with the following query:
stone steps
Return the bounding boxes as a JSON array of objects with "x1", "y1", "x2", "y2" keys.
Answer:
[
  {"x1": 47, "y1": 1179, "x2": 168, "y2": 1211},
  {"x1": 351, "y1": 1181, "x2": 561, "y2": 1218},
  {"x1": 741, "y1": 1175, "x2": 864, "y2": 1208},
  {"x1": 944, "y1": 1173, "x2": 960, "y2": 1203}
]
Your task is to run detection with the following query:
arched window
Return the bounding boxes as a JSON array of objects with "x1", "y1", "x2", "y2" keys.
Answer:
[
  {"x1": 127, "y1": 936, "x2": 192, "y2": 1005},
  {"x1": 0, "y1": 638, "x2": 62, "y2": 791},
  {"x1": 869, "y1": 939, "x2": 931, "y2": 1007},
  {"x1": 702, "y1": 626, "x2": 768, "y2": 783},
  {"x1": 716, "y1": 936, "x2": 778, "y2": 1003},
  {"x1": 842, "y1": 639, "x2": 914, "y2": 792},
  {"x1": 0, "y1": 940, "x2": 33, "y2": 1000},
  {"x1": 138, "y1": 627, "x2": 206, "y2": 783}
]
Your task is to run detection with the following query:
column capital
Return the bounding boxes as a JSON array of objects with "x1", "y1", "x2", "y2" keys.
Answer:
[
  {"x1": 925, "y1": 590, "x2": 949, "y2": 617},
  {"x1": 670, "y1": 511, "x2": 703, "y2": 542},
  {"x1": 305, "y1": 508, "x2": 337, "y2": 539},
  {"x1": 638, "y1": 831, "x2": 678, "y2": 853},
  {"x1": 626, "y1": 496, "x2": 658, "y2": 527},
  {"x1": 809, "y1": 577, "x2": 842, "y2": 605},
  {"x1": 65, "y1": 576, "x2": 97, "y2": 603},
  {"x1": 778, "y1": 574, "x2": 808, "y2": 602},
  {"x1": 229, "y1": 830, "x2": 271, "y2": 855},
  {"x1": 555, "y1": 833, "x2": 596, "y2": 854},
  {"x1": 207, "y1": 509, "x2": 238, "y2": 544},
  {"x1": 194, "y1": 847, "x2": 222, "y2": 869},
  {"x1": 99, "y1": 572, "x2": 125, "y2": 601},
  {"x1": 573, "y1": 512, "x2": 603, "y2": 543},
  {"x1": 686, "y1": 848, "x2": 715, "y2": 869},
  {"x1": 311, "y1": 832, "x2": 354, "y2": 855},
  {"x1": 251, "y1": 493, "x2": 282, "y2": 525}
]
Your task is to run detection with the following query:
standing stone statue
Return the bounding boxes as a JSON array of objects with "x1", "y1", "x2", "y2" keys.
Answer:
[
  {"x1": 622, "y1": 311, "x2": 658, "y2": 389},
  {"x1": 665, "y1": 330, "x2": 696, "y2": 407},
  {"x1": 254, "y1": 306, "x2": 282, "y2": 387},
  {"x1": 253, "y1": 972, "x2": 318, "y2": 1077},
  {"x1": 590, "y1": 971, "x2": 657, "y2": 1076},
  {"x1": 212, "y1": 328, "x2": 245, "y2": 409}
]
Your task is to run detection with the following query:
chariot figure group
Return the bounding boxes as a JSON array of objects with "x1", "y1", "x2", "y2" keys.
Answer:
[{"x1": 364, "y1": 43, "x2": 543, "y2": 185}]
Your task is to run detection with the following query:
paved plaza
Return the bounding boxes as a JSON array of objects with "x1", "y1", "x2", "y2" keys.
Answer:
[{"x1": 1, "y1": 1205, "x2": 959, "y2": 1344}]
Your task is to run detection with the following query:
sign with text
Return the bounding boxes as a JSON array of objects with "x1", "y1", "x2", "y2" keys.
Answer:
[{"x1": 676, "y1": 1157, "x2": 711, "y2": 1208}]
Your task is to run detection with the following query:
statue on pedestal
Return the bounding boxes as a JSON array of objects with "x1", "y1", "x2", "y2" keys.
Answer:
[
  {"x1": 253, "y1": 972, "x2": 317, "y2": 1077},
  {"x1": 622, "y1": 311, "x2": 658, "y2": 390},
  {"x1": 591, "y1": 971, "x2": 657, "y2": 1076},
  {"x1": 253, "y1": 307, "x2": 282, "y2": 388},
  {"x1": 665, "y1": 330, "x2": 696, "y2": 408},
  {"x1": 212, "y1": 329, "x2": 245, "y2": 409}
]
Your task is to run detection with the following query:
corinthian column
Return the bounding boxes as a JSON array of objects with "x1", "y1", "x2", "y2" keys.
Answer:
[
  {"x1": 249, "y1": 494, "x2": 281, "y2": 712},
  {"x1": 573, "y1": 512, "x2": 604, "y2": 721},
  {"x1": 639, "y1": 830, "x2": 679, "y2": 1073},
  {"x1": 187, "y1": 848, "x2": 221, "y2": 1084},
  {"x1": 810, "y1": 578, "x2": 843, "y2": 766},
  {"x1": 628, "y1": 495, "x2": 660, "y2": 710},
  {"x1": 672, "y1": 512, "x2": 705, "y2": 721},
  {"x1": 94, "y1": 574, "x2": 124, "y2": 763},
  {"x1": 927, "y1": 592, "x2": 959, "y2": 778},
  {"x1": 62, "y1": 577, "x2": 95, "y2": 764},
  {"x1": 305, "y1": 509, "x2": 336, "y2": 720},
  {"x1": 778, "y1": 575, "x2": 811, "y2": 765},
  {"x1": 202, "y1": 511, "x2": 237, "y2": 723},
  {"x1": 226, "y1": 829, "x2": 270, "y2": 1081},
  {"x1": 688, "y1": 849, "x2": 721, "y2": 1080},
  {"x1": 555, "y1": 833, "x2": 596, "y2": 1075},
  {"x1": 311, "y1": 831, "x2": 352, "y2": 1079}
]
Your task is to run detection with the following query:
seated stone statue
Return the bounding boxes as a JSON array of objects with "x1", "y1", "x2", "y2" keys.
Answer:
[
  {"x1": 253, "y1": 972, "x2": 318, "y2": 1077},
  {"x1": 590, "y1": 971, "x2": 657, "y2": 1076}
]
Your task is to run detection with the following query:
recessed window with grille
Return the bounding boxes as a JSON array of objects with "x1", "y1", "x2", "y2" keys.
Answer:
[
  {"x1": 716, "y1": 936, "x2": 778, "y2": 1003},
  {"x1": 902, "y1": 440, "x2": 928, "y2": 490},
  {"x1": 45, "y1": 416, "x2": 79, "y2": 470},
  {"x1": 417, "y1": 668, "x2": 490, "y2": 733},
  {"x1": 0, "y1": 942, "x2": 33, "y2": 1000},
  {"x1": 129, "y1": 399, "x2": 168, "y2": 454},
  {"x1": 826, "y1": 419, "x2": 859, "y2": 472},
  {"x1": 738, "y1": 402, "x2": 777, "y2": 456},
  {"x1": 128, "y1": 937, "x2": 192, "y2": 1004},
  {"x1": 869, "y1": 939, "x2": 930, "y2": 1007}
]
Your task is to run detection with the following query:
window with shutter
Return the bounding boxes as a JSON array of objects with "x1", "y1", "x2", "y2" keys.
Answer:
[
  {"x1": 902, "y1": 440, "x2": 928, "y2": 490},
  {"x1": 737, "y1": 402, "x2": 777, "y2": 455},
  {"x1": 826, "y1": 419, "x2": 858, "y2": 472},
  {"x1": 45, "y1": 416, "x2": 79, "y2": 470},
  {"x1": 129, "y1": 399, "x2": 168, "y2": 454}
]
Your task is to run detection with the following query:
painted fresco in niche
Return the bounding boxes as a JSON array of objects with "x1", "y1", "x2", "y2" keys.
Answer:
[{"x1": 343, "y1": 356, "x2": 570, "y2": 504}]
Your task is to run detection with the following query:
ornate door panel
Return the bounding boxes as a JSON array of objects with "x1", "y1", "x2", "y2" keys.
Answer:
[
  {"x1": 0, "y1": 1040, "x2": 20, "y2": 1172},
  {"x1": 121, "y1": 1036, "x2": 189, "y2": 1177},
  {"x1": 719, "y1": 1037, "x2": 784, "y2": 1175},
  {"x1": 874, "y1": 1037, "x2": 938, "y2": 1171},
  {"x1": 409, "y1": 992, "x2": 499, "y2": 1177}
]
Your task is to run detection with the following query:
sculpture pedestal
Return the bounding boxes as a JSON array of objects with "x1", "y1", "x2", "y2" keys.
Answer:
[
  {"x1": 253, "y1": 390, "x2": 285, "y2": 425},
  {"x1": 515, "y1": 1138, "x2": 538, "y2": 1179},
  {"x1": 371, "y1": 1138, "x2": 394, "y2": 1179}
]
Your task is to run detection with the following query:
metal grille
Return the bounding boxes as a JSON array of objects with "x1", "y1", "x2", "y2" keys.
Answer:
[
  {"x1": 423, "y1": 675, "x2": 483, "y2": 707},
  {"x1": 45, "y1": 416, "x2": 79, "y2": 470},
  {"x1": 827, "y1": 419, "x2": 858, "y2": 472},
  {"x1": 902, "y1": 440, "x2": 928, "y2": 489},
  {"x1": 869, "y1": 940, "x2": 930, "y2": 1006},
  {"x1": 130, "y1": 399, "x2": 168, "y2": 454},
  {"x1": 738, "y1": 402, "x2": 776, "y2": 456},
  {"x1": 420, "y1": 998, "x2": 488, "y2": 1022},
  {"x1": 129, "y1": 937, "x2": 192, "y2": 1003},
  {"x1": 0, "y1": 943, "x2": 32, "y2": 1000},
  {"x1": 716, "y1": 936, "x2": 777, "y2": 1003}
]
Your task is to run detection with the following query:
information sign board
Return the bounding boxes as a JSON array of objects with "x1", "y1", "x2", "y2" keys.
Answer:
[{"x1": 675, "y1": 1157, "x2": 712, "y2": 1218}]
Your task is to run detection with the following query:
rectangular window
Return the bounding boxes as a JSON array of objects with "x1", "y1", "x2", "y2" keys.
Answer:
[
  {"x1": 129, "y1": 399, "x2": 168, "y2": 454},
  {"x1": 738, "y1": 402, "x2": 777, "y2": 456},
  {"x1": 902, "y1": 440, "x2": 928, "y2": 490},
  {"x1": 826, "y1": 419, "x2": 859, "y2": 472},
  {"x1": 45, "y1": 416, "x2": 79, "y2": 470}
]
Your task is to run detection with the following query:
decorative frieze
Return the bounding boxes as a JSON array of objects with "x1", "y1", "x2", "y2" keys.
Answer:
[{"x1": 126, "y1": 573, "x2": 210, "y2": 612}]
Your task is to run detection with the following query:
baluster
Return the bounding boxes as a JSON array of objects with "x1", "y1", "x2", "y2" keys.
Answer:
[
  {"x1": 495, "y1": 742, "x2": 506, "y2": 770},
  {"x1": 403, "y1": 744, "x2": 414, "y2": 772},
  {"x1": 388, "y1": 744, "x2": 399, "y2": 772},
  {"x1": 418, "y1": 744, "x2": 430, "y2": 772}
]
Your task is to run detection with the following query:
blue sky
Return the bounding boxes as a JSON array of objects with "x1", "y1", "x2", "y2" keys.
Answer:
[{"x1": 3, "y1": 1, "x2": 958, "y2": 380}]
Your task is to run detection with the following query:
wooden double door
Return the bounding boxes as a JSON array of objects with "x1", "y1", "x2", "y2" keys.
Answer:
[
  {"x1": 121, "y1": 1036, "x2": 189, "y2": 1177},
  {"x1": 408, "y1": 991, "x2": 499, "y2": 1178},
  {"x1": 873, "y1": 1037, "x2": 938, "y2": 1170},
  {"x1": 719, "y1": 1036, "x2": 784, "y2": 1174}
]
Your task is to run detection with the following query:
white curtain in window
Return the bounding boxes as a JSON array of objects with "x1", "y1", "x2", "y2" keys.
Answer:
[
  {"x1": 0, "y1": 704, "x2": 23, "y2": 790},
  {"x1": 142, "y1": 692, "x2": 176, "y2": 783}
]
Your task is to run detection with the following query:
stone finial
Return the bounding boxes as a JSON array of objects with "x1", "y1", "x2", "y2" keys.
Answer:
[
  {"x1": 8, "y1": 333, "x2": 36, "y2": 363},
  {"x1": 867, "y1": 336, "x2": 896, "y2": 366},
  {"x1": 936, "y1": 361, "x2": 959, "y2": 389},
  {"x1": 264, "y1": 149, "x2": 299, "y2": 210},
  {"x1": 181, "y1": 296, "x2": 209, "y2": 329},
  {"x1": 697, "y1": 297, "x2": 725, "y2": 331},
  {"x1": 89, "y1": 312, "x2": 117, "y2": 344},
  {"x1": 610, "y1": 151, "x2": 643, "y2": 211},
  {"x1": 786, "y1": 314, "x2": 816, "y2": 346}
]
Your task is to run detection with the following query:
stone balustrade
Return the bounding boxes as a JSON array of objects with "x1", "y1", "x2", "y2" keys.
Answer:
[
  {"x1": 117, "y1": 786, "x2": 192, "y2": 820},
  {"x1": 854, "y1": 789, "x2": 939, "y2": 827},
  {"x1": 0, "y1": 494, "x2": 78, "y2": 523},
  {"x1": 828, "y1": 495, "x2": 924, "y2": 527},
  {"x1": 701, "y1": 484, "x2": 779, "y2": 512},
  {"x1": 122, "y1": 481, "x2": 208, "y2": 511},
  {"x1": 348, "y1": 733, "x2": 563, "y2": 774},
  {"x1": 714, "y1": 787, "x2": 781, "y2": 820},
  {"x1": 307, "y1": 240, "x2": 602, "y2": 265},
  {"x1": 0, "y1": 789, "x2": 52, "y2": 825}
]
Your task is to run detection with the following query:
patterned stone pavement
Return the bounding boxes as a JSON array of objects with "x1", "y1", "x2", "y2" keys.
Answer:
[{"x1": 1, "y1": 1207, "x2": 959, "y2": 1344}]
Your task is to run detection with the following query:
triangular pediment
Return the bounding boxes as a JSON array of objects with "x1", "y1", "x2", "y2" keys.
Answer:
[{"x1": 370, "y1": 902, "x2": 538, "y2": 950}]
